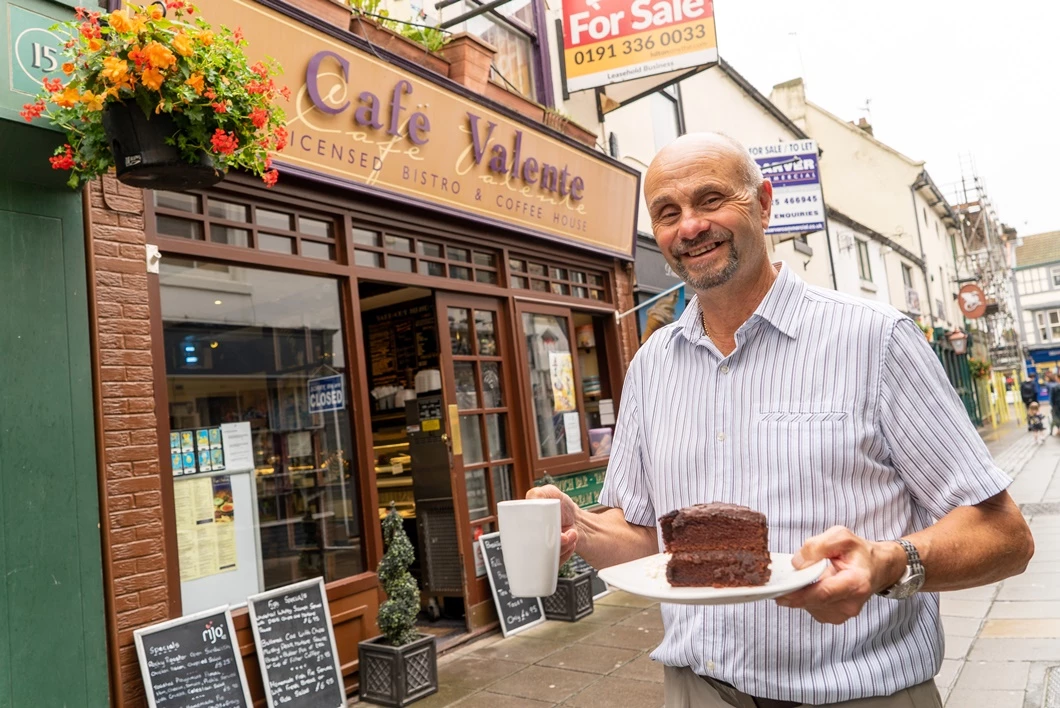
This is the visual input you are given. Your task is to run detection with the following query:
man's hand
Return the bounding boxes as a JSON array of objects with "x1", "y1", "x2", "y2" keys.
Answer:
[
  {"x1": 775, "y1": 526, "x2": 906, "y2": 625},
  {"x1": 527, "y1": 484, "x2": 581, "y2": 563}
]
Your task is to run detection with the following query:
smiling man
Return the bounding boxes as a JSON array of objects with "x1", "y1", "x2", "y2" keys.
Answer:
[{"x1": 528, "y1": 133, "x2": 1034, "y2": 707}]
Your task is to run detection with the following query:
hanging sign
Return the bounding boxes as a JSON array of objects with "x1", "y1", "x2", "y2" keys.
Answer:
[
  {"x1": 749, "y1": 140, "x2": 825, "y2": 238},
  {"x1": 958, "y1": 283, "x2": 987, "y2": 319},
  {"x1": 307, "y1": 375, "x2": 345, "y2": 415},
  {"x1": 560, "y1": 0, "x2": 718, "y2": 92}
]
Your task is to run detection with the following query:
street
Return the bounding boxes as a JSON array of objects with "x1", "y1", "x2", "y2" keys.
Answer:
[{"x1": 388, "y1": 421, "x2": 1059, "y2": 708}]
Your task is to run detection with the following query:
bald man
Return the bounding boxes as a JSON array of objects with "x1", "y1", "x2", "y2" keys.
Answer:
[{"x1": 529, "y1": 133, "x2": 1033, "y2": 707}]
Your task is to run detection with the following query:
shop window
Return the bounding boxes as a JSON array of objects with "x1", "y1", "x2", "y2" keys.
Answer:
[
  {"x1": 353, "y1": 229, "x2": 500, "y2": 284},
  {"x1": 160, "y1": 258, "x2": 364, "y2": 603},
  {"x1": 151, "y1": 191, "x2": 340, "y2": 261},
  {"x1": 856, "y1": 239, "x2": 872, "y2": 282},
  {"x1": 519, "y1": 306, "x2": 615, "y2": 464},
  {"x1": 509, "y1": 253, "x2": 609, "y2": 302}
]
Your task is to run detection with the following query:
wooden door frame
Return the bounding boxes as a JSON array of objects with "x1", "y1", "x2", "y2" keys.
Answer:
[
  {"x1": 435, "y1": 291, "x2": 525, "y2": 610},
  {"x1": 512, "y1": 301, "x2": 593, "y2": 478}
]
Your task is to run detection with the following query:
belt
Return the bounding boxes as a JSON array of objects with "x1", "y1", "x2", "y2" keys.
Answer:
[{"x1": 706, "y1": 676, "x2": 800, "y2": 708}]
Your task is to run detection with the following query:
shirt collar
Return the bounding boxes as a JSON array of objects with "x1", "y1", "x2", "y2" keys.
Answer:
[{"x1": 671, "y1": 261, "x2": 808, "y2": 345}]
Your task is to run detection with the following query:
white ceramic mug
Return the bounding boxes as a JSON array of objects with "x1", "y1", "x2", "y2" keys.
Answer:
[{"x1": 497, "y1": 499, "x2": 561, "y2": 597}]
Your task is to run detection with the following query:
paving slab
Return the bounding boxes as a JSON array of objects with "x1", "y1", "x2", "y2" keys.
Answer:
[
  {"x1": 943, "y1": 634, "x2": 974, "y2": 660},
  {"x1": 520, "y1": 619, "x2": 609, "y2": 644},
  {"x1": 988, "y1": 601, "x2": 1060, "y2": 619},
  {"x1": 487, "y1": 665, "x2": 597, "y2": 703},
  {"x1": 979, "y1": 619, "x2": 1060, "y2": 638},
  {"x1": 594, "y1": 591, "x2": 657, "y2": 609},
  {"x1": 578, "y1": 604, "x2": 641, "y2": 624},
  {"x1": 611, "y1": 653, "x2": 665, "y2": 683},
  {"x1": 470, "y1": 636, "x2": 567, "y2": 664},
  {"x1": 578, "y1": 624, "x2": 667, "y2": 652},
  {"x1": 615, "y1": 607, "x2": 664, "y2": 631},
  {"x1": 536, "y1": 644, "x2": 641, "y2": 675},
  {"x1": 453, "y1": 691, "x2": 553, "y2": 707},
  {"x1": 952, "y1": 661, "x2": 1030, "y2": 691},
  {"x1": 941, "y1": 616, "x2": 983, "y2": 637},
  {"x1": 437, "y1": 657, "x2": 525, "y2": 690},
  {"x1": 559, "y1": 676, "x2": 664, "y2": 708},
  {"x1": 945, "y1": 688, "x2": 1024, "y2": 708},
  {"x1": 967, "y1": 637, "x2": 1060, "y2": 662},
  {"x1": 939, "y1": 597, "x2": 992, "y2": 618}
]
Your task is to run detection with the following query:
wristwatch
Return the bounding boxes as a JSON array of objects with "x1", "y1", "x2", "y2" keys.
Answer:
[{"x1": 877, "y1": 539, "x2": 925, "y2": 600}]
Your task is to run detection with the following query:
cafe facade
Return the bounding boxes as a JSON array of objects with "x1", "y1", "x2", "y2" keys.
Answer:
[{"x1": 84, "y1": 0, "x2": 641, "y2": 703}]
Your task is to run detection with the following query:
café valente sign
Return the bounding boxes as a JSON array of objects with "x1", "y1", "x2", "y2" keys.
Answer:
[{"x1": 197, "y1": 0, "x2": 640, "y2": 258}]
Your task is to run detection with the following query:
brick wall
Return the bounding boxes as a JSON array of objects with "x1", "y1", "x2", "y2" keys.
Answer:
[{"x1": 88, "y1": 175, "x2": 169, "y2": 708}]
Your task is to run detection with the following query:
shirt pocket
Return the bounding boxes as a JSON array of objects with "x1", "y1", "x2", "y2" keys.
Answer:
[{"x1": 759, "y1": 410, "x2": 849, "y2": 424}]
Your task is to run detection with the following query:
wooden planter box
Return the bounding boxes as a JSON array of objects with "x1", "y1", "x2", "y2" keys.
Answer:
[
  {"x1": 542, "y1": 570, "x2": 594, "y2": 622},
  {"x1": 358, "y1": 633, "x2": 438, "y2": 707},
  {"x1": 348, "y1": 15, "x2": 451, "y2": 77}
]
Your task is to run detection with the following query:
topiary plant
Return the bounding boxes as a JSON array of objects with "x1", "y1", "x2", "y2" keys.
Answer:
[{"x1": 377, "y1": 503, "x2": 420, "y2": 646}]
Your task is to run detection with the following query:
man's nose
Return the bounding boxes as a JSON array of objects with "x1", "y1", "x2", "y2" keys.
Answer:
[{"x1": 677, "y1": 210, "x2": 709, "y2": 241}]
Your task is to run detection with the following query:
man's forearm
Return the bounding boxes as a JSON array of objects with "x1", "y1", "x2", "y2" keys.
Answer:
[
  {"x1": 574, "y1": 507, "x2": 659, "y2": 569},
  {"x1": 902, "y1": 491, "x2": 1034, "y2": 592}
]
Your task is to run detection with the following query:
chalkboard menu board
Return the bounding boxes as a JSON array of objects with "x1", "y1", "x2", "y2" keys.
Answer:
[
  {"x1": 247, "y1": 578, "x2": 345, "y2": 708},
  {"x1": 569, "y1": 554, "x2": 611, "y2": 600},
  {"x1": 478, "y1": 533, "x2": 546, "y2": 637},
  {"x1": 134, "y1": 606, "x2": 252, "y2": 708}
]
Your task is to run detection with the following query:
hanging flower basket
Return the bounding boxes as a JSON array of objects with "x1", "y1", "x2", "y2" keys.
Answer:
[
  {"x1": 101, "y1": 101, "x2": 220, "y2": 189},
  {"x1": 21, "y1": 2, "x2": 289, "y2": 190}
]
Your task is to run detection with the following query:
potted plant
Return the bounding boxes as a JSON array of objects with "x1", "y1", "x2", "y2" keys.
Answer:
[
  {"x1": 542, "y1": 555, "x2": 595, "y2": 622},
  {"x1": 536, "y1": 473, "x2": 594, "y2": 622},
  {"x1": 358, "y1": 504, "x2": 438, "y2": 707},
  {"x1": 20, "y1": 1, "x2": 288, "y2": 190}
]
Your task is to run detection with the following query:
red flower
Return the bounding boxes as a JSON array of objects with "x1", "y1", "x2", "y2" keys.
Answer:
[
  {"x1": 210, "y1": 129, "x2": 239, "y2": 155},
  {"x1": 233, "y1": 27, "x2": 244, "y2": 43},
  {"x1": 75, "y1": 6, "x2": 86, "y2": 19},
  {"x1": 280, "y1": 86, "x2": 291, "y2": 101},
  {"x1": 49, "y1": 144, "x2": 75, "y2": 171},
  {"x1": 273, "y1": 126, "x2": 288, "y2": 151},
  {"x1": 204, "y1": 89, "x2": 216, "y2": 100},
  {"x1": 42, "y1": 77, "x2": 63, "y2": 93},
  {"x1": 211, "y1": 101, "x2": 228, "y2": 114},
  {"x1": 250, "y1": 108, "x2": 268, "y2": 129},
  {"x1": 166, "y1": 0, "x2": 185, "y2": 7},
  {"x1": 262, "y1": 169, "x2": 279, "y2": 187},
  {"x1": 19, "y1": 99, "x2": 47, "y2": 121},
  {"x1": 251, "y1": 62, "x2": 269, "y2": 78},
  {"x1": 79, "y1": 21, "x2": 101, "y2": 39},
  {"x1": 246, "y1": 80, "x2": 272, "y2": 95}
]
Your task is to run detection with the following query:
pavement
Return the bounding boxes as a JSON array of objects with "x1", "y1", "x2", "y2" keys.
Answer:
[{"x1": 355, "y1": 416, "x2": 1059, "y2": 708}]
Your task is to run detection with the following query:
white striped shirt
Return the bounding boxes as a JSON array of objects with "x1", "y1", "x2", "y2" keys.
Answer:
[{"x1": 598, "y1": 262, "x2": 1010, "y2": 704}]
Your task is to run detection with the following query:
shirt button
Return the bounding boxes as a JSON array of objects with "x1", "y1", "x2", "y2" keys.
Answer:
[
  {"x1": 720, "y1": 365, "x2": 730, "y2": 374},
  {"x1": 717, "y1": 432, "x2": 726, "y2": 442}
]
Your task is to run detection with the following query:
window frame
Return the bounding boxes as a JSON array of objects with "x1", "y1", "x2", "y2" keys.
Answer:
[{"x1": 855, "y1": 239, "x2": 872, "y2": 282}]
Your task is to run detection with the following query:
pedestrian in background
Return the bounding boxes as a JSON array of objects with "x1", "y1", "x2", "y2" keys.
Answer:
[{"x1": 1028, "y1": 402, "x2": 1046, "y2": 444}]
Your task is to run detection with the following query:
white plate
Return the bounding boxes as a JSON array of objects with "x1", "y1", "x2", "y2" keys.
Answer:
[{"x1": 597, "y1": 552, "x2": 829, "y2": 605}]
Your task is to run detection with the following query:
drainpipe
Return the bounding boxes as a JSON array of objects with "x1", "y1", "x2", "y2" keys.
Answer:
[{"x1": 910, "y1": 174, "x2": 936, "y2": 328}]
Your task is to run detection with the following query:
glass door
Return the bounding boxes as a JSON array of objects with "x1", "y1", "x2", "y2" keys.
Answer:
[{"x1": 436, "y1": 294, "x2": 517, "y2": 604}]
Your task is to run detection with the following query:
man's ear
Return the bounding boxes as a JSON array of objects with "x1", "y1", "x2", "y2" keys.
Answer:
[{"x1": 758, "y1": 180, "x2": 774, "y2": 231}]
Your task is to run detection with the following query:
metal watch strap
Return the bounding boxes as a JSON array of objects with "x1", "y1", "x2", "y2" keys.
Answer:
[{"x1": 878, "y1": 539, "x2": 923, "y2": 599}]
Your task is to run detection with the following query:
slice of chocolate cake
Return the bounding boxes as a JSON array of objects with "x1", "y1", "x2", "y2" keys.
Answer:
[{"x1": 659, "y1": 503, "x2": 771, "y2": 588}]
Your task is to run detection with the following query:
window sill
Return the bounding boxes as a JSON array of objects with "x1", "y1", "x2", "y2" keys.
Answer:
[{"x1": 860, "y1": 280, "x2": 878, "y2": 293}]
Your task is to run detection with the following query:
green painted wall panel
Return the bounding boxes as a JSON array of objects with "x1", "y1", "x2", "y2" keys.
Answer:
[{"x1": 0, "y1": 180, "x2": 108, "y2": 706}]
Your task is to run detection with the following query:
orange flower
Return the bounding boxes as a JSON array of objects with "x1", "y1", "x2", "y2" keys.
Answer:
[
  {"x1": 148, "y1": 4, "x2": 163, "y2": 20},
  {"x1": 141, "y1": 67, "x2": 165, "y2": 91},
  {"x1": 87, "y1": 37, "x2": 103, "y2": 52},
  {"x1": 172, "y1": 32, "x2": 194, "y2": 57},
  {"x1": 185, "y1": 72, "x2": 205, "y2": 95},
  {"x1": 109, "y1": 8, "x2": 132, "y2": 32},
  {"x1": 142, "y1": 42, "x2": 176, "y2": 70},
  {"x1": 101, "y1": 56, "x2": 129, "y2": 84},
  {"x1": 198, "y1": 30, "x2": 214, "y2": 46},
  {"x1": 52, "y1": 85, "x2": 81, "y2": 108},
  {"x1": 61, "y1": 62, "x2": 75, "y2": 75},
  {"x1": 79, "y1": 90, "x2": 104, "y2": 111},
  {"x1": 103, "y1": 86, "x2": 121, "y2": 99}
]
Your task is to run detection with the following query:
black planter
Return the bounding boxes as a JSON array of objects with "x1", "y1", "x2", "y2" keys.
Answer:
[
  {"x1": 358, "y1": 633, "x2": 438, "y2": 707},
  {"x1": 101, "y1": 102, "x2": 223, "y2": 190},
  {"x1": 542, "y1": 570, "x2": 594, "y2": 622}
]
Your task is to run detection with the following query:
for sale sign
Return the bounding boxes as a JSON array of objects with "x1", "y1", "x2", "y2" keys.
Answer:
[
  {"x1": 749, "y1": 140, "x2": 826, "y2": 238},
  {"x1": 561, "y1": 0, "x2": 718, "y2": 93}
]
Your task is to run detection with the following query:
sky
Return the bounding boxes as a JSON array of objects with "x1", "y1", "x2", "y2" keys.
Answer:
[{"x1": 710, "y1": 0, "x2": 1060, "y2": 236}]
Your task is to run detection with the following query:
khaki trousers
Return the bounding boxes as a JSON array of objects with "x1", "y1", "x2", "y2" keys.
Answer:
[{"x1": 664, "y1": 666, "x2": 944, "y2": 708}]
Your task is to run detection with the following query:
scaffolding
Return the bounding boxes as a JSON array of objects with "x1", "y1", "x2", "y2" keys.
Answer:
[{"x1": 946, "y1": 154, "x2": 1021, "y2": 371}]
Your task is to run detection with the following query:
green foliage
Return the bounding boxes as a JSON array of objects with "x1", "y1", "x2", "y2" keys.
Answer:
[
  {"x1": 348, "y1": 0, "x2": 449, "y2": 52},
  {"x1": 969, "y1": 358, "x2": 992, "y2": 380},
  {"x1": 377, "y1": 504, "x2": 420, "y2": 647},
  {"x1": 20, "y1": 2, "x2": 288, "y2": 189}
]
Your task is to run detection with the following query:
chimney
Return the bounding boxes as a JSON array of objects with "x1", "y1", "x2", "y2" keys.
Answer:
[{"x1": 856, "y1": 117, "x2": 874, "y2": 136}]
